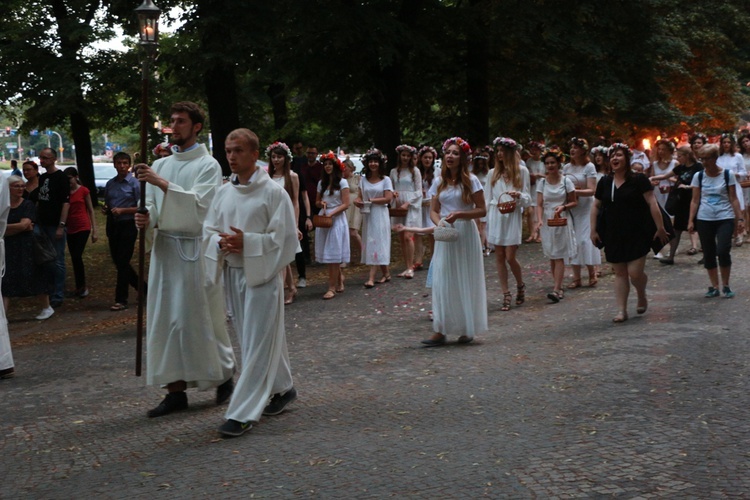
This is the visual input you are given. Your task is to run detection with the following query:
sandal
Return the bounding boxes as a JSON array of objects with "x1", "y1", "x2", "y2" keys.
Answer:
[
  {"x1": 613, "y1": 312, "x2": 628, "y2": 323},
  {"x1": 457, "y1": 335, "x2": 473, "y2": 344},
  {"x1": 516, "y1": 283, "x2": 526, "y2": 305},
  {"x1": 110, "y1": 303, "x2": 128, "y2": 311},
  {"x1": 404, "y1": 269, "x2": 414, "y2": 279},
  {"x1": 501, "y1": 292, "x2": 512, "y2": 311},
  {"x1": 377, "y1": 274, "x2": 391, "y2": 284},
  {"x1": 363, "y1": 280, "x2": 375, "y2": 289},
  {"x1": 567, "y1": 279, "x2": 582, "y2": 289},
  {"x1": 637, "y1": 297, "x2": 648, "y2": 314},
  {"x1": 413, "y1": 262, "x2": 423, "y2": 271},
  {"x1": 686, "y1": 247, "x2": 698, "y2": 255},
  {"x1": 284, "y1": 288, "x2": 297, "y2": 305},
  {"x1": 546, "y1": 290, "x2": 562, "y2": 303},
  {"x1": 323, "y1": 290, "x2": 336, "y2": 300},
  {"x1": 588, "y1": 277, "x2": 598, "y2": 288}
]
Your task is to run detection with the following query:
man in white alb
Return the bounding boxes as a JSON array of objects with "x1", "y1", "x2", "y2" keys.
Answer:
[
  {"x1": 203, "y1": 128, "x2": 299, "y2": 437},
  {"x1": 135, "y1": 101, "x2": 235, "y2": 418}
]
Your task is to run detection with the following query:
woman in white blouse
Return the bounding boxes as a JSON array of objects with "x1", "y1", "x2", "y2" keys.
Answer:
[
  {"x1": 315, "y1": 153, "x2": 350, "y2": 299},
  {"x1": 421, "y1": 137, "x2": 487, "y2": 347},
  {"x1": 717, "y1": 132, "x2": 747, "y2": 246},
  {"x1": 389, "y1": 145, "x2": 422, "y2": 279}
]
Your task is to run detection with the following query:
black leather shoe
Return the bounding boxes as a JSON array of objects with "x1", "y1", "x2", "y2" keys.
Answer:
[
  {"x1": 216, "y1": 377, "x2": 234, "y2": 405},
  {"x1": 147, "y1": 391, "x2": 188, "y2": 418},
  {"x1": 263, "y1": 387, "x2": 297, "y2": 416}
]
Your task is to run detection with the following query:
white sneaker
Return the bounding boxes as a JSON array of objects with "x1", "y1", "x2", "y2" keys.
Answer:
[
  {"x1": 297, "y1": 278, "x2": 307, "y2": 288},
  {"x1": 654, "y1": 252, "x2": 664, "y2": 259},
  {"x1": 35, "y1": 307, "x2": 55, "y2": 320}
]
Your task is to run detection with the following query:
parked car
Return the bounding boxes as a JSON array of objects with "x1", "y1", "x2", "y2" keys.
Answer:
[{"x1": 93, "y1": 163, "x2": 117, "y2": 197}]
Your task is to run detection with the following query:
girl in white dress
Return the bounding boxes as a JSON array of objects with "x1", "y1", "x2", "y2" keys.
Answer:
[
  {"x1": 717, "y1": 133, "x2": 747, "y2": 246},
  {"x1": 354, "y1": 148, "x2": 393, "y2": 288},
  {"x1": 738, "y1": 133, "x2": 750, "y2": 244},
  {"x1": 471, "y1": 150, "x2": 491, "y2": 254},
  {"x1": 485, "y1": 136, "x2": 531, "y2": 311},
  {"x1": 563, "y1": 137, "x2": 601, "y2": 288},
  {"x1": 414, "y1": 146, "x2": 439, "y2": 270},
  {"x1": 534, "y1": 148, "x2": 578, "y2": 303},
  {"x1": 525, "y1": 141, "x2": 546, "y2": 243},
  {"x1": 421, "y1": 137, "x2": 487, "y2": 347},
  {"x1": 648, "y1": 139, "x2": 677, "y2": 210},
  {"x1": 389, "y1": 145, "x2": 422, "y2": 279},
  {"x1": 315, "y1": 153, "x2": 350, "y2": 300},
  {"x1": 266, "y1": 141, "x2": 304, "y2": 305}
]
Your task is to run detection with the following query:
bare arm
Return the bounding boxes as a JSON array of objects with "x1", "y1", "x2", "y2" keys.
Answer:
[{"x1": 84, "y1": 192, "x2": 98, "y2": 242}]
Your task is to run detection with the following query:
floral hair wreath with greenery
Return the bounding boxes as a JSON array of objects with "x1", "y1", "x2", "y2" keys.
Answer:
[
  {"x1": 265, "y1": 141, "x2": 293, "y2": 161},
  {"x1": 417, "y1": 145, "x2": 438, "y2": 159},
  {"x1": 541, "y1": 147, "x2": 565, "y2": 163},
  {"x1": 492, "y1": 136, "x2": 518, "y2": 150},
  {"x1": 655, "y1": 138, "x2": 676, "y2": 152},
  {"x1": 608, "y1": 142, "x2": 631, "y2": 156},
  {"x1": 570, "y1": 137, "x2": 589, "y2": 150},
  {"x1": 442, "y1": 137, "x2": 472, "y2": 157},
  {"x1": 527, "y1": 141, "x2": 545, "y2": 151},
  {"x1": 319, "y1": 151, "x2": 345, "y2": 171},
  {"x1": 590, "y1": 145, "x2": 609, "y2": 156},
  {"x1": 396, "y1": 144, "x2": 417, "y2": 156},
  {"x1": 364, "y1": 148, "x2": 387, "y2": 162},
  {"x1": 720, "y1": 131, "x2": 736, "y2": 142},
  {"x1": 690, "y1": 132, "x2": 708, "y2": 144}
]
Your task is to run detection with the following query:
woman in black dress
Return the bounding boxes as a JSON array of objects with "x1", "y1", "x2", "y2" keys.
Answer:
[
  {"x1": 658, "y1": 146, "x2": 703, "y2": 264},
  {"x1": 3, "y1": 176, "x2": 54, "y2": 320},
  {"x1": 590, "y1": 144, "x2": 670, "y2": 323}
]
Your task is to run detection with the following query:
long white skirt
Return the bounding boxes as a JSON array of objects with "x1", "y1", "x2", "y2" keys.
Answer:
[
  {"x1": 0, "y1": 241, "x2": 13, "y2": 371},
  {"x1": 224, "y1": 269, "x2": 293, "y2": 423},
  {"x1": 315, "y1": 213, "x2": 350, "y2": 264},
  {"x1": 432, "y1": 220, "x2": 488, "y2": 339},
  {"x1": 361, "y1": 205, "x2": 391, "y2": 265},
  {"x1": 565, "y1": 196, "x2": 601, "y2": 266}
]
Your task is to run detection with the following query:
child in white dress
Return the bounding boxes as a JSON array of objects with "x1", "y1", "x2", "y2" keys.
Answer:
[{"x1": 315, "y1": 153, "x2": 350, "y2": 299}]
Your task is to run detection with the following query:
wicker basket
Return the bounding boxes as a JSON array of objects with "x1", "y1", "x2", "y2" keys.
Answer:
[
  {"x1": 547, "y1": 213, "x2": 568, "y2": 227},
  {"x1": 740, "y1": 180, "x2": 750, "y2": 189},
  {"x1": 658, "y1": 185, "x2": 671, "y2": 194},
  {"x1": 498, "y1": 200, "x2": 517, "y2": 214},
  {"x1": 389, "y1": 207, "x2": 408, "y2": 218},
  {"x1": 312, "y1": 213, "x2": 333, "y2": 228}
]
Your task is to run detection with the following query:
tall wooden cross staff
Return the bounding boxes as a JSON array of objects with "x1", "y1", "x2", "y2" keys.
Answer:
[{"x1": 134, "y1": 0, "x2": 160, "y2": 376}]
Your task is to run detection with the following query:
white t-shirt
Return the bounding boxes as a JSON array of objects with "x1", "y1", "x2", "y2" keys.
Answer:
[
  {"x1": 691, "y1": 169, "x2": 736, "y2": 221},
  {"x1": 435, "y1": 174, "x2": 483, "y2": 216},
  {"x1": 317, "y1": 178, "x2": 349, "y2": 209}
]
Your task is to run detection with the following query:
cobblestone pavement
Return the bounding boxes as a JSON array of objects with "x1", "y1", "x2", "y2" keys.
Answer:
[{"x1": 2, "y1": 240, "x2": 750, "y2": 498}]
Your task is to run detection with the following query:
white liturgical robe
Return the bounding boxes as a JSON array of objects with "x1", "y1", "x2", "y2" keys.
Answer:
[
  {"x1": 203, "y1": 168, "x2": 298, "y2": 423},
  {"x1": 144, "y1": 144, "x2": 235, "y2": 389},
  {"x1": 0, "y1": 179, "x2": 12, "y2": 373}
]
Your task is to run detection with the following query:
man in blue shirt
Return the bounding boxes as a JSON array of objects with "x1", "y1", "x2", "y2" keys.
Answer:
[{"x1": 103, "y1": 152, "x2": 146, "y2": 310}]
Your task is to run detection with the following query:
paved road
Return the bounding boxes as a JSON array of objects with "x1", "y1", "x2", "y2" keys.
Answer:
[{"x1": 2, "y1": 241, "x2": 749, "y2": 498}]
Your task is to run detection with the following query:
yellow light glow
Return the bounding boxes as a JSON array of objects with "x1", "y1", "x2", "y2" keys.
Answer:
[{"x1": 642, "y1": 139, "x2": 651, "y2": 150}]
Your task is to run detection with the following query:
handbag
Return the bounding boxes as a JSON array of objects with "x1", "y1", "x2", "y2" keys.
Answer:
[
  {"x1": 651, "y1": 204, "x2": 676, "y2": 254},
  {"x1": 664, "y1": 188, "x2": 680, "y2": 214},
  {"x1": 433, "y1": 218, "x2": 459, "y2": 242},
  {"x1": 33, "y1": 230, "x2": 57, "y2": 265}
]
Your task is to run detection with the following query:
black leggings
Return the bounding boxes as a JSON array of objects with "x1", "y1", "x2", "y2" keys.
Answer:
[
  {"x1": 696, "y1": 219, "x2": 734, "y2": 270},
  {"x1": 66, "y1": 230, "x2": 90, "y2": 290}
]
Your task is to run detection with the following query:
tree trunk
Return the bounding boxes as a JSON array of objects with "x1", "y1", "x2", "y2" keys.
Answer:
[
  {"x1": 204, "y1": 63, "x2": 240, "y2": 177},
  {"x1": 466, "y1": 0, "x2": 490, "y2": 147},
  {"x1": 69, "y1": 110, "x2": 96, "y2": 203},
  {"x1": 267, "y1": 82, "x2": 288, "y2": 132}
]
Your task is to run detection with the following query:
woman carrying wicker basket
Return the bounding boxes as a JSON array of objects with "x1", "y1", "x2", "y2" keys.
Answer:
[
  {"x1": 534, "y1": 148, "x2": 578, "y2": 303},
  {"x1": 485, "y1": 137, "x2": 532, "y2": 311},
  {"x1": 314, "y1": 152, "x2": 350, "y2": 299},
  {"x1": 421, "y1": 137, "x2": 487, "y2": 347},
  {"x1": 389, "y1": 144, "x2": 422, "y2": 279}
]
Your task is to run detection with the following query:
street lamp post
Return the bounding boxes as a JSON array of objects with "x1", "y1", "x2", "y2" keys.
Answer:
[{"x1": 134, "y1": 0, "x2": 160, "y2": 377}]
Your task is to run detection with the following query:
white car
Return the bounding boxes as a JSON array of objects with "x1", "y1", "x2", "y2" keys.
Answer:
[{"x1": 92, "y1": 163, "x2": 117, "y2": 197}]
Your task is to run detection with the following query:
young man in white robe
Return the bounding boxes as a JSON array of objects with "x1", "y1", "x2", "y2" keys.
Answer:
[
  {"x1": 0, "y1": 177, "x2": 14, "y2": 379},
  {"x1": 204, "y1": 128, "x2": 299, "y2": 437},
  {"x1": 135, "y1": 101, "x2": 236, "y2": 417}
]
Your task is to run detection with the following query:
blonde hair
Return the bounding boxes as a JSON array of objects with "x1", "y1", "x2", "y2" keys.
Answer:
[
  {"x1": 676, "y1": 145, "x2": 696, "y2": 164},
  {"x1": 491, "y1": 147, "x2": 522, "y2": 190},
  {"x1": 698, "y1": 143, "x2": 720, "y2": 161},
  {"x1": 436, "y1": 144, "x2": 474, "y2": 205}
]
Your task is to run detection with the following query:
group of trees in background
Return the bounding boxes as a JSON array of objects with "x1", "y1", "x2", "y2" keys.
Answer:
[{"x1": 2, "y1": 0, "x2": 750, "y2": 196}]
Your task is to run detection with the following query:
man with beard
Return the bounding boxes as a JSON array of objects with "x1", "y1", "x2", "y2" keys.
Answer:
[{"x1": 135, "y1": 101, "x2": 236, "y2": 418}]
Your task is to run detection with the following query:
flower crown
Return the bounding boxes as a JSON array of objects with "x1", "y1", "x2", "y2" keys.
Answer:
[
  {"x1": 492, "y1": 136, "x2": 518, "y2": 150},
  {"x1": 541, "y1": 147, "x2": 565, "y2": 163},
  {"x1": 655, "y1": 138, "x2": 676, "y2": 151},
  {"x1": 590, "y1": 145, "x2": 609, "y2": 156},
  {"x1": 364, "y1": 148, "x2": 386, "y2": 162},
  {"x1": 417, "y1": 145, "x2": 438, "y2": 159},
  {"x1": 474, "y1": 154, "x2": 489, "y2": 160},
  {"x1": 319, "y1": 151, "x2": 345, "y2": 171},
  {"x1": 690, "y1": 132, "x2": 708, "y2": 144},
  {"x1": 608, "y1": 143, "x2": 631, "y2": 155},
  {"x1": 265, "y1": 141, "x2": 293, "y2": 161},
  {"x1": 720, "y1": 132, "x2": 736, "y2": 141},
  {"x1": 152, "y1": 141, "x2": 172, "y2": 156},
  {"x1": 570, "y1": 137, "x2": 589, "y2": 150},
  {"x1": 396, "y1": 144, "x2": 417, "y2": 155},
  {"x1": 442, "y1": 137, "x2": 472, "y2": 156},
  {"x1": 527, "y1": 141, "x2": 545, "y2": 151}
]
